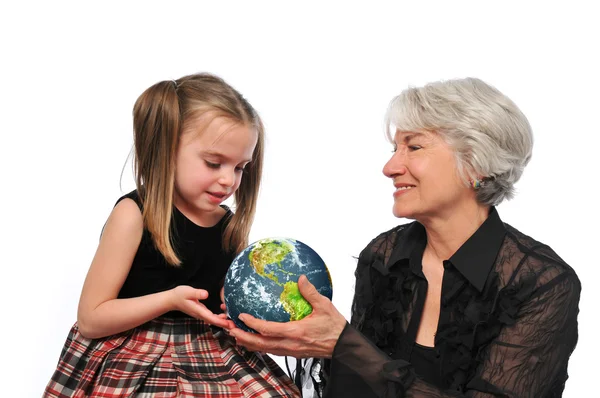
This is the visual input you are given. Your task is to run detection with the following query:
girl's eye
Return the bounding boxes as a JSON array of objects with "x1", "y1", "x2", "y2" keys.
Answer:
[
  {"x1": 205, "y1": 161, "x2": 220, "y2": 169},
  {"x1": 237, "y1": 162, "x2": 251, "y2": 173}
]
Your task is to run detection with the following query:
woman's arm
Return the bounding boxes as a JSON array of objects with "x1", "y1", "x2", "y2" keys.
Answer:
[
  {"x1": 326, "y1": 270, "x2": 580, "y2": 397},
  {"x1": 231, "y1": 232, "x2": 580, "y2": 397}
]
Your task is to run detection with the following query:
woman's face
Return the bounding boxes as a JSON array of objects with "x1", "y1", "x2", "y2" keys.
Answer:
[{"x1": 382, "y1": 130, "x2": 474, "y2": 221}]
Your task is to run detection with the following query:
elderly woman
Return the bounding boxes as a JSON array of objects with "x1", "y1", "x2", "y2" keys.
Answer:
[{"x1": 228, "y1": 78, "x2": 581, "y2": 397}]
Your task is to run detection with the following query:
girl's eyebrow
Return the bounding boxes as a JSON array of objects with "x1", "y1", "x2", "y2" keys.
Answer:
[
  {"x1": 201, "y1": 150, "x2": 252, "y2": 164},
  {"x1": 201, "y1": 150, "x2": 224, "y2": 158}
]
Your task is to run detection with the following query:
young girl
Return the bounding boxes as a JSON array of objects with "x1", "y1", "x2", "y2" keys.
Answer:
[{"x1": 44, "y1": 73, "x2": 300, "y2": 397}]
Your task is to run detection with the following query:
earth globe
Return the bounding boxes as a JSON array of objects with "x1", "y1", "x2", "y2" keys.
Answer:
[{"x1": 224, "y1": 237, "x2": 333, "y2": 332}]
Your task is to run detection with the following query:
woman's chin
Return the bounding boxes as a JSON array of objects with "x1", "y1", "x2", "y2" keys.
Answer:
[{"x1": 392, "y1": 206, "x2": 416, "y2": 220}]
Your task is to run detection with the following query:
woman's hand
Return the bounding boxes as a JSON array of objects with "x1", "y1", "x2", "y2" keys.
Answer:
[
  {"x1": 169, "y1": 285, "x2": 232, "y2": 329},
  {"x1": 228, "y1": 275, "x2": 347, "y2": 358}
]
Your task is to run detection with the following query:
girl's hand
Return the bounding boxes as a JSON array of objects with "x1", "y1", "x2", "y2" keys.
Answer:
[
  {"x1": 228, "y1": 275, "x2": 347, "y2": 358},
  {"x1": 219, "y1": 286, "x2": 236, "y2": 330},
  {"x1": 169, "y1": 285, "x2": 232, "y2": 329},
  {"x1": 220, "y1": 286, "x2": 227, "y2": 312}
]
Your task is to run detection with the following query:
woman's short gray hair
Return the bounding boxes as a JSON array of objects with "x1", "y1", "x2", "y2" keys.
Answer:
[{"x1": 385, "y1": 77, "x2": 533, "y2": 206}]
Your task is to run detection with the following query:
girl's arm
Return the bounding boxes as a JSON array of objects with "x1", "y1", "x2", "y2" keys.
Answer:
[
  {"x1": 76, "y1": 198, "x2": 167, "y2": 338},
  {"x1": 76, "y1": 198, "x2": 228, "y2": 339}
]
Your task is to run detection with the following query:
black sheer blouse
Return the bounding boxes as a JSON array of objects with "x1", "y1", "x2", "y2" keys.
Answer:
[{"x1": 325, "y1": 208, "x2": 580, "y2": 397}]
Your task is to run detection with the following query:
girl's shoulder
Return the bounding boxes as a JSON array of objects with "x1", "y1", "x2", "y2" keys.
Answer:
[
  {"x1": 99, "y1": 190, "x2": 143, "y2": 239},
  {"x1": 115, "y1": 189, "x2": 142, "y2": 211}
]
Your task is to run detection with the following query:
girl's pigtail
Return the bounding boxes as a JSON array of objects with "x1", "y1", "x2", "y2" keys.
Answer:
[
  {"x1": 132, "y1": 80, "x2": 182, "y2": 265},
  {"x1": 223, "y1": 115, "x2": 264, "y2": 254}
]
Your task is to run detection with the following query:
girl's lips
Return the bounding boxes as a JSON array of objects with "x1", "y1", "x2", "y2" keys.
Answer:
[{"x1": 207, "y1": 192, "x2": 228, "y2": 203}]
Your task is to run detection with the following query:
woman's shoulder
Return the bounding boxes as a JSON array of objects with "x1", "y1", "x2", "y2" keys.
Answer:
[
  {"x1": 368, "y1": 222, "x2": 415, "y2": 246},
  {"x1": 502, "y1": 223, "x2": 580, "y2": 292},
  {"x1": 357, "y1": 222, "x2": 417, "y2": 264}
]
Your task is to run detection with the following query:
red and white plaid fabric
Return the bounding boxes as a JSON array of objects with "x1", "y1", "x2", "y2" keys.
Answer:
[{"x1": 44, "y1": 317, "x2": 300, "y2": 397}]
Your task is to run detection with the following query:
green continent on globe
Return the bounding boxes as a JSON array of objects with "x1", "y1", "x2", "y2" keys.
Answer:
[
  {"x1": 280, "y1": 281, "x2": 313, "y2": 321},
  {"x1": 249, "y1": 239, "x2": 294, "y2": 284}
]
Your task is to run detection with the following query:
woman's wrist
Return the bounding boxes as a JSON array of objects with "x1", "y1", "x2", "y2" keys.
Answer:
[{"x1": 328, "y1": 318, "x2": 350, "y2": 359}]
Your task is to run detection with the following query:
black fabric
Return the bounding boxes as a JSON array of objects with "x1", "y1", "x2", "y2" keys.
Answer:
[
  {"x1": 115, "y1": 190, "x2": 233, "y2": 316},
  {"x1": 410, "y1": 343, "x2": 442, "y2": 386},
  {"x1": 325, "y1": 207, "x2": 581, "y2": 397}
]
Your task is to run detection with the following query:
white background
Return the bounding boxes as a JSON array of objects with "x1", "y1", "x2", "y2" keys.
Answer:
[{"x1": 1, "y1": 1, "x2": 598, "y2": 396}]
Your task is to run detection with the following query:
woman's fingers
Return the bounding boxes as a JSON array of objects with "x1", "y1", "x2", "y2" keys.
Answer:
[
  {"x1": 238, "y1": 314, "x2": 294, "y2": 338},
  {"x1": 228, "y1": 328, "x2": 295, "y2": 356},
  {"x1": 297, "y1": 275, "x2": 323, "y2": 307}
]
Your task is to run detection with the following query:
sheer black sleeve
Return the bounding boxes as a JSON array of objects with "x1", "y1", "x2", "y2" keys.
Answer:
[{"x1": 325, "y1": 228, "x2": 581, "y2": 397}]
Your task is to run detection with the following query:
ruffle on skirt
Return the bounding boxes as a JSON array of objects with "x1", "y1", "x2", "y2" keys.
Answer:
[{"x1": 43, "y1": 317, "x2": 300, "y2": 397}]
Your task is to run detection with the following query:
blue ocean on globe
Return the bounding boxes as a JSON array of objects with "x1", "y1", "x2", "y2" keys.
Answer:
[{"x1": 224, "y1": 237, "x2": 333, "y2": 333}]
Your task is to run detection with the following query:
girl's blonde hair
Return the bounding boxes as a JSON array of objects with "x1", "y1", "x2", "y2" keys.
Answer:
[{"x1": 132, "y1": 73, "x2": 264, "y2": 265}]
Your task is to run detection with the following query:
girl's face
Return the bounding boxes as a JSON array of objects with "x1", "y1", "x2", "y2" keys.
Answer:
[
  {"x1": 382, "y1": 130, "x2": 474, "y2": 222},
  {"x1": 174, "y1": 114, "x2": 257, "y2": 225}
]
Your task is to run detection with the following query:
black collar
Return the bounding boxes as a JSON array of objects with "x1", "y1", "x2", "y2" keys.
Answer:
[{"x1": 386, "y1": 207, "x2": 506, "y2": 292}]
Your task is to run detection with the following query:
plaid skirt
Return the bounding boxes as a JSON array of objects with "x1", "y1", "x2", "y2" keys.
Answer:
[{"x1": 43, "y1": 317, "x2": 300, "y2": 397}]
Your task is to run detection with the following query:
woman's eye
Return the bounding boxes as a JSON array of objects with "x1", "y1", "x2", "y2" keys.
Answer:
[
  {"x1": 408, "y1": 145, "x2": 422, "y2": 151},
  {"x1": 205, "y1": 161, "x2": 220, "y2": 169}
]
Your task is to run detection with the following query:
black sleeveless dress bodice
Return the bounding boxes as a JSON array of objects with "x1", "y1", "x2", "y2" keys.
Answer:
[{"x1": 116, "y1": 190, "x2": 234, "y2": 316}]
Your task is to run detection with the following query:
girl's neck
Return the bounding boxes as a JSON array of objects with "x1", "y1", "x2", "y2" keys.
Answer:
[{"x1": 173, "y1": 194, "x2": 225, "y2": 228}]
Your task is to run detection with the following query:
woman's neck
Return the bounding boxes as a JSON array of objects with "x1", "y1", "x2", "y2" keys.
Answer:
[{"x1": 420, "y1": 202, "x2": 490, "y2": 262}]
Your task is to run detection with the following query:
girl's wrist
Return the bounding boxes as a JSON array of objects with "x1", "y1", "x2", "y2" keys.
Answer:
[{"x1": 161, "y1": 289, "x2": 177, "y2": 313}]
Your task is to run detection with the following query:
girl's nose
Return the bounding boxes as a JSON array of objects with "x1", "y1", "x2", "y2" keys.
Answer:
[{"x1": 219, "y1": 167, "x2": 236, "y2": 187}]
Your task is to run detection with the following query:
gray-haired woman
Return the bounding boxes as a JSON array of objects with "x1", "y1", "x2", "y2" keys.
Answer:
[{"x1": 228, "y1": 78, "x2": 581, "y2": 397}]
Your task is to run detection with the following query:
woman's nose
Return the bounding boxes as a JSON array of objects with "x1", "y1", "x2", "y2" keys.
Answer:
[{"x1": 383, "y1": 151, "x2": 407, "y2": 178}]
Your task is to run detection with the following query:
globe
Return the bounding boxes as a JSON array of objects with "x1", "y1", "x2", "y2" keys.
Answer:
[{"x1": 224, "y1": 237, "x2": 333, "y2": 333}]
